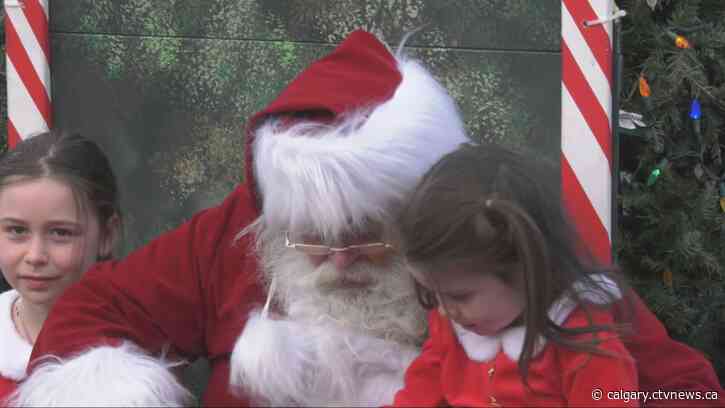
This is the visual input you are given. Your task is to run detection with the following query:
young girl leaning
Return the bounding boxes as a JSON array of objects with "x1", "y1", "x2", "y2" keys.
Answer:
[
  {"x1": 0, "y1": 130, "x2": 121, "y2": 400},
  {"x1": 392, "y1": 142, "x2": 638, "y2": 407}
]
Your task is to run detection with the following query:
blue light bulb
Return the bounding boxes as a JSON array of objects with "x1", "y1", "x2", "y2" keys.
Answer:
[{"x1": 689, "y1": 99, "x2": 701, "y2": 120}]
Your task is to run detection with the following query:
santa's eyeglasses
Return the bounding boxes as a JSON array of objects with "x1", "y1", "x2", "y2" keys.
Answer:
[{"x1": 284, "y1": 231, "x2": 395, "y2": 257}]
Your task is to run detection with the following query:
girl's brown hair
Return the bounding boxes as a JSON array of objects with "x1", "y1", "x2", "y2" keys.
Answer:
[
  {"x1": 399, "y1": 142, "x2": 630, "y2": 385},
  {"x1": 0, "y1": 130, "x2": 121, "y2": 259}
]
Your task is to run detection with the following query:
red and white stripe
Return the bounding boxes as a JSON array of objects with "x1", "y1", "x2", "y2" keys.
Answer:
[
  {"x1": 4, "y1": 0, "x2": 51, "y2": 148},
  {"x1": 561, "y1": 0, "x2": 614, "y2": 265}
]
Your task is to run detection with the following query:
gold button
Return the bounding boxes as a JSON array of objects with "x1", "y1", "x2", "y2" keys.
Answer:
[
  {"x1": 488, "y1": 367, "x2": 495, "y2": 379},
  {"x1": 489, "y1": 395, "x2": 502, "y2": 407}
]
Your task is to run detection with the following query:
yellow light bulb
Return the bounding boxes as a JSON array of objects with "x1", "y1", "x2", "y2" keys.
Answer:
[
  {"x1": 675, "y1": 35, "x2": 691, "y2": 49},
  {"x1": 663, "y1": 270, "x2": 673, "y2": 287}
]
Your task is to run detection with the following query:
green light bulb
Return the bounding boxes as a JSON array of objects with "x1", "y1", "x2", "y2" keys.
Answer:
[{"x1": 647, "y1": 168, "x2": 662, "y2": 186}]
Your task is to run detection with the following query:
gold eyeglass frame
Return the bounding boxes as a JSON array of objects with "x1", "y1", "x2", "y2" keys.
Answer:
[{"x1": 284, "y1": 231, "x2": 394, "y2": 256}]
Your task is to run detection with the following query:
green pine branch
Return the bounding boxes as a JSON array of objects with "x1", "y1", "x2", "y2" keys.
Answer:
[{"x1": 617, "y1": 0, "x2": 725, "y2": 382}]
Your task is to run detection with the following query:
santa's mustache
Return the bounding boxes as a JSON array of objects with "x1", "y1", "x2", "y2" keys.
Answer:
[{"x1": 309, "y1": 261, "x2": 377, "y2": 291}]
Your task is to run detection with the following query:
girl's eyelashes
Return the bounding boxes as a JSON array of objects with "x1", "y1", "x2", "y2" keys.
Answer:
[
  {"x1": 4, "y1": 225, "x2": 28, "y2": 237},
  {"x1": 48, "y1": 225, "x2": 85, "y2": 244},
  {"x1": 2, "y1": 225, "x2": 81, "y2": 242},
  {"x1": 49, "y1": 227, "x2": 80, "y2": 239},
  {"x1": 444, "y1": 292, "x2": 472, "y2": 303}
]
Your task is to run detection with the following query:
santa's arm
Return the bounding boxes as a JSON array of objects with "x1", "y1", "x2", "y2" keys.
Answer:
[
  {"x1": 618, "y1": 291, "x2": 724, "y2": 407},
  {"x1": 560, "y1": 309, "x2": 639, "y2": 407},
  {"x1": 390, "y1": 310, "x2": 447, "y2": 407},
  {"x1": 9, "y1": 186, "x2": 263, "y2": 407}
]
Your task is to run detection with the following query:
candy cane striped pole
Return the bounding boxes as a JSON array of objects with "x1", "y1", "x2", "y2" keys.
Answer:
[
  {"x1": 4, "y1": 0, "x2": 51, "y2": 148},
  {"x1": 561, "y1": 0, "x2": 616, "y2": 265}
]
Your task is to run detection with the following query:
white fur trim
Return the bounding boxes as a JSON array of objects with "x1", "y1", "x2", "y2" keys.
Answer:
[
  {"x1": 451, "y1": 321, "x2": 501, "y2": 362},
  {"x1": 452, "y1": 321, "x2": 548, "y2": 363},
  {"x1": 0, "y1": 290, "x2": 32, "y2": 381},
  {"x1": 499, "y1": 326, "x2": 529, "y2": 362},
  {"x1": 453, "y1": 273, "x2": 622, "y2": 362},
  {"x1": 548, "y1": 295, "x2": 577, "y2": 326},
  {"x1": 253, "y1": 58, "x2": 469, "y2": 238},
  {"x1": 230, "y1": 309, "x2": 418, "y2": 406},
  {"x1": 573, "y1": 273, "x2": 622, "y2": 304},
  {"x1": 7, "y1": 341, "x2": 193, "y2": 407}
]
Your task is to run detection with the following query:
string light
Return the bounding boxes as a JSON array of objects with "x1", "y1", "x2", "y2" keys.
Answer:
[
  {"x1": 639, "y1": 75, "x2": 651, "y2": 97},
  {"x1": 662, "y1": 269, "x2": 673, "y2": 288},
  {"x1": 689, "y1": 99, "x2": 701, "y2": 120},
  {"x1": 647, "y1": 158, "x2": 668, "y2": 186},
  {"x1": 675, "y1": 35, "x2": 691, "y2": 49},
  {"x1": 690, "y1": 98, "x2": 702, "y2": 140},
  {"x1": 666, "y1": 31, "x2": 692, "y2": 49}
]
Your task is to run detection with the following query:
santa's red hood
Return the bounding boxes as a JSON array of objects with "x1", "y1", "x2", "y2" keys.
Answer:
[{"x1": 243, "y1": 30, "x2": 403, "y2": 211}]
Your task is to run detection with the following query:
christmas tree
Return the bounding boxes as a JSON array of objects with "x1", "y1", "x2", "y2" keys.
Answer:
[{"x1": 617, "y1": 0, "x2": 725, "y2": 382}]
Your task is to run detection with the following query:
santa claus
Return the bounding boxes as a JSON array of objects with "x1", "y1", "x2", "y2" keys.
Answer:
[
  {"x1": 224, "y1": 28, "x2": 468, "y2": 405},
  {"x1": 7, "y1": 30, "x2": 723, "y2": 407}
]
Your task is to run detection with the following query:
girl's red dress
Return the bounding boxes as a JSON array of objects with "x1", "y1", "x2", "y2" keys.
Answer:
[{"x1": 393, "y1": 302, "x2": 639, "y2": 407}]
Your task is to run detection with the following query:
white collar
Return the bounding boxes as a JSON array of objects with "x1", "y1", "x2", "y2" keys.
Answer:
[
  {"x1": 452, "y1": 274, "x2": 621, "y2": 362},
  {"x1": 0, "y1": 290, "x2": 32, "y2": 380}
]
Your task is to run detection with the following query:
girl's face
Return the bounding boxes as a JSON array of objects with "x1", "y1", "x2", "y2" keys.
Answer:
[
  {"x1": 412, "y1": 258, "x2": 526, "y2": 337},
  {"x1": 0, "y1": 177, "x2": 111, "y2": 309}
]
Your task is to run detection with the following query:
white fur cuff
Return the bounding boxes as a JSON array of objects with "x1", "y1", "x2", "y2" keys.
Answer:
[
  {"x1": 230, "y1": 309, "x2": 316, "y2": 406},
  {"x1": 6, "y1": 341, "x2": 193, "y2": 407},
  {"x1": 230, "y1": 309, "x2": 418, "y2": 407}
]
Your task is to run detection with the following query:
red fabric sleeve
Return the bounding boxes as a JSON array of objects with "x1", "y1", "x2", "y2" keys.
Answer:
[
  {"x1": 559, "y1": 308, "x2": 639, "y2": 407},
  {"x1": 391, "y1": 310, "x2": 447, "y2": 407},
  {"x1": 0, "y1": 377, "x2": 16, "y2": 404},
  {"x1": 616, "y1": 291, "x2": 724, "y2": 407},
  {"x1": 29, "y1": 185, "x2": 263, "y2": 369}
]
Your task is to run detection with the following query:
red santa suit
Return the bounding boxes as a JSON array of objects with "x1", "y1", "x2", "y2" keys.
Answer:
[
  {"x1": 9, "y1": 30, "x2": 724, "y2": 407},
  {"x1": 0, "y1": 290, "x2": 31, "y2": 403},
  {"x1": 393, "y1": 280, "x2": 640, "y2": 407}
]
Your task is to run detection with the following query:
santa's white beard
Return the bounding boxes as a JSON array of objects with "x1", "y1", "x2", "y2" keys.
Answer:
[
  {"x1": 229, "y1": 235, "x2": 426, "y2": 406},
  {"x1": 261, "y1": 236, "x2": 427, "y2": 345}
]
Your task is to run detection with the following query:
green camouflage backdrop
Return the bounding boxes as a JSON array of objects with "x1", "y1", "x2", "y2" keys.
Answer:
[{"x1": 50, "y1": 0, "x2": 560, "y2": 253}]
